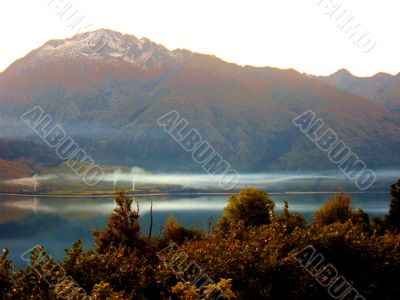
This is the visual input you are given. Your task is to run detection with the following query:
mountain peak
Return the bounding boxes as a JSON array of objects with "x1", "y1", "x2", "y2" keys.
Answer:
[
  {"x1": 36, "y1": 29, "x2": 175, "y2": 68},
  {"x1": 331, "y1": 68, "x2": 353, "y2": 77}
]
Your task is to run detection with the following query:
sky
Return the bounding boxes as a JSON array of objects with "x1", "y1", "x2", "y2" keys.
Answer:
[{"x1": 0, "y1": 0, "x2": 399, "y2": 76}]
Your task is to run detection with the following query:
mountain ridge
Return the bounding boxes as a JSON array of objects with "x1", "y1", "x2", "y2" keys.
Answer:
[
  {"x1": 0, "y1": 29, "x2": 399, "y2": 173},
  {"x1": 316, "y1": 70, "x2": 400, "y2": 114}
]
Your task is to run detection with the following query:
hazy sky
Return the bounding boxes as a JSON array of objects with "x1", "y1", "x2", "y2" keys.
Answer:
[{"x1": 0, "y1": 0, "x2": 399, "y2": 76}]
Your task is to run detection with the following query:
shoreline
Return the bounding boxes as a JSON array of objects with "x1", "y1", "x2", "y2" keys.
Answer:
[{"x1": 0, "y1": 191, "x2": 390, "y2": 198}]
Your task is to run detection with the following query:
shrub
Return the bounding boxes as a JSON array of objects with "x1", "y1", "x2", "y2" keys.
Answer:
[
  {"x1": 313, "y1": 192, "x2": 353, "y2": 226},
  {"x1": 217, "y1": 187, "x2": 275, "y2": 231},
  {"x1": 162, "y1": 215, "x2": 205, "y2": 244}
]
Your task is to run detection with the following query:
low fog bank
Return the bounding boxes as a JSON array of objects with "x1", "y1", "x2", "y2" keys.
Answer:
[{"x1": 2, "y1": 169, "x2": 399, "y2": 193}]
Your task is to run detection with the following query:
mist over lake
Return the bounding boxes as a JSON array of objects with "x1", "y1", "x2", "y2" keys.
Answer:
[{"x1": 2, "y1": 169, "x2": 399, "y2": 193}]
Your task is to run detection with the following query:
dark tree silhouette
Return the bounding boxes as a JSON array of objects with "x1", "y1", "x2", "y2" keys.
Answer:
[{"x1": 385, "y1": 178, "x2": 400, "y2": 232}]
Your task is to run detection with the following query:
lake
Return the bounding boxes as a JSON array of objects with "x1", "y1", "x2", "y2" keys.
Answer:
[{"x1": 0, "y1": 192, "x2": 391, "y2": 269}]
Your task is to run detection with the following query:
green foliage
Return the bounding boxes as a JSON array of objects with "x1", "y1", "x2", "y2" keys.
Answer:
[
  {"x1": 162, "y1": 215, "x2": 205, "y2": 244},
  {"x1": 93, "y1": 191, "x2": 144, "y2": 253},
  {"x1": 313, "y1": 193, "x2": 372, "y2": 233},
  {"x1": 218, "y1": 187, "x2": 275, "y2": 231},
  {"x1": 313, "y1": 192, "x2": 353, "y2": 226}
]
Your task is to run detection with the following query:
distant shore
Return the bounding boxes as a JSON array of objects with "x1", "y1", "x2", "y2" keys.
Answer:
[{"x1": 0, "y1": 191, "x2": 389, "y2": 198}]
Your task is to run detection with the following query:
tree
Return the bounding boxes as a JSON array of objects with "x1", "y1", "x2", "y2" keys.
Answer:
[
  {"x1": 384, "y1": 178, "x2": 400, "y2": 232},
  {"x1": 313, "y1": 192, "x2": 353, "y2": 226},
  {"x1": 277, "y1": 200, "x2": 307, "y2": 233},
  {"x1": 162, "y1": 215, "x2": 186, "y2": 243},
  {"x1": 93, "y1": 191, "x2": 142, "y2": 253},
  {"x1": 217, "y1": 187, "x2": 275, "y2": 231},
  {"x1": 162, "y1": 215, "x2": 205, "y2": 244}
]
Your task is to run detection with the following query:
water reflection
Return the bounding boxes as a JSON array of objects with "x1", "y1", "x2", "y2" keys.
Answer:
[{"x1": 0, "y1": 193, "x2": 390, "y2": 269}]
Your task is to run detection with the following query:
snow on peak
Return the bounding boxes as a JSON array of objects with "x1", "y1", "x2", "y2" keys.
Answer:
[{"x1": 37, "y1": 29, "x2": 175, "y2": 68}]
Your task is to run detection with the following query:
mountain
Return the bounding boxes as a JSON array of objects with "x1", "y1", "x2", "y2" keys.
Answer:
[
  {"x1": 0, "y1": 29, "x2": 399, "y2": 173},
  {"x1": 316, "y1": 69, "x2": 400, "y2": 113},
  {"x1": 0, "y1": 158, "x2": 32, "y2": 180},
  {"x1": 0, "y1": 139, "x2": 59, "y2": 169},
  {"x1": 0, "y1": 158, "x2": 33, "y2": 192}
]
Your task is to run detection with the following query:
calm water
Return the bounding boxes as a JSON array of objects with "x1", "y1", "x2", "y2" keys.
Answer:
[{"x1": 0, "y1": 193, "x2": 390, "y2": 269}]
